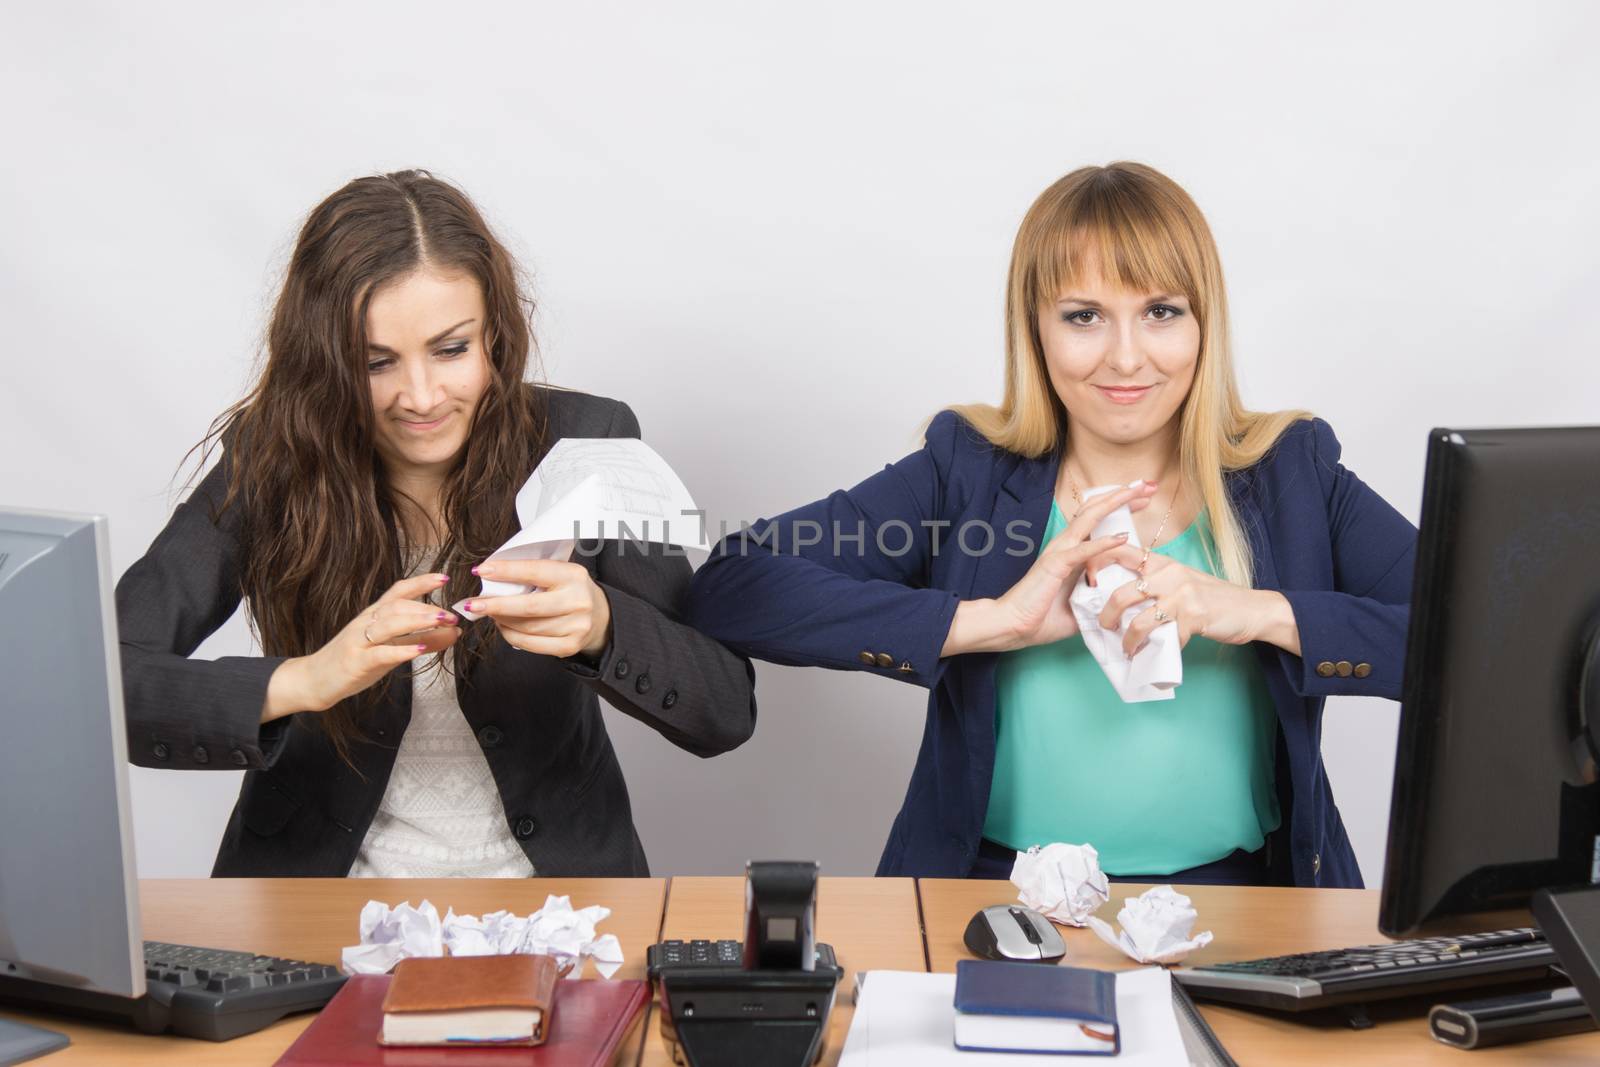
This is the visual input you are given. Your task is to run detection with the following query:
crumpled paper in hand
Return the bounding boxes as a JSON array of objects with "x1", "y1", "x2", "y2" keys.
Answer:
[
  {"x1": 1009, "y1": 842, "x2": 1111, "y2": 927},
  {"x1": 1066, "y1": 482, "x2": 1183, "y2": 703},
  {"x1": 1086, "y1": 885, "x2": 1214, "y2": 964},
  {"x1": 340, "y1": 895, "x2": 624, "y2": 978}
]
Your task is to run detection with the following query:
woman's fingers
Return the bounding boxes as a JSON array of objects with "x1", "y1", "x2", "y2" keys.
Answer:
[
  {"x1": 1061, "y1": 481, "x2": 1158, "y2": 542},
  {"x1": 1039, "y1": 533, "x2": 1130, "y2": 582},
  {"x1": 379, "y1": 572, "x2": 451, "y2": 605},
  {"x1": 1084, "y1": 542, "x2": 1163, "y2": 587},
  {"x1": 473, "y1": 558, "x2": 583, "y2": 589},
  {"x1": 462, "y1": 589, "x2": 576, "y2": 621},
  {"x1": 364, "y1": 601, "x2": 457, "y2": 646},
  {"x1": 367, "y1": 625, "x2": 460, "y2": 666},
  {"x1": 1099, "y1": 580, "x2": 1154, "y2": 630},
  {"x1": 1121, "y1": 603, "x2": 1159, "y2": 657}
]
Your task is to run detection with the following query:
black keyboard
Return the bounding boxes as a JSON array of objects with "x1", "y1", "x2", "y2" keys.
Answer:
[
  {"x1": 1175, "y1": 927, "x2": 1559, "y2": 1013},
  {"x1": 0, "y1": 939, "x2": 345, "y2": 1041},
  {"x1": 647, "y1": 939, "x2": 840, "y2": 977}
]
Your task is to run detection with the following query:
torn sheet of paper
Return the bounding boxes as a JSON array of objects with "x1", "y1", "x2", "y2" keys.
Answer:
[
  {"x1": 455, "y1": 438, "x2": 708, "y2": 619},
  {"x1": 340, "y1": 896, "x2": 624, "y2": 978},
  {"x1": 1010, "y1": 842, "x2": 1111, "y2": 927},
  {"x1": 1087, "y1": 885, "x2": 1213, "y2": 964},
  {"x1": 1066, "y1": 482, "x2": 1183, "y2": 702}
]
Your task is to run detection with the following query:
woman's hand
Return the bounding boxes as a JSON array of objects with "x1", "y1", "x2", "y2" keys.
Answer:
[
  {"x1": 263, "y1": 573, "x2": 460, "y2": 722},
  {"x1": 1085, "y1": 545, "x2": 1301, "y2": 656},
  {"x1": 464, "y1": 559, "x2": 612, "y2": 660},
  {"x1": 940, "y1": 481, "x2": 1158, "y2": 656}
]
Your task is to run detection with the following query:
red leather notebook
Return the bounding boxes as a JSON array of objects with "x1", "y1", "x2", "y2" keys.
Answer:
[{"x1": 274, "y1": 975, "x2": 648, "y2": 1066}]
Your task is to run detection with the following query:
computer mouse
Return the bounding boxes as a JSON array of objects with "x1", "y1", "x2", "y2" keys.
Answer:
[{"x1": 963, "y1": 904, "x2": 1066, "y2": 963}]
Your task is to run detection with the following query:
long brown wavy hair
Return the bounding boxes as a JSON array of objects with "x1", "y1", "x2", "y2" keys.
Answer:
[{"x1": 192, "y1": 170, "x2": 544, "y2": 762}]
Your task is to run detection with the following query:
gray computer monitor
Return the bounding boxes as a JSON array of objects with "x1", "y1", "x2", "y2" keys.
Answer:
[{"x1": 0, "y1": 510, "x2": 144, "y2": 999}]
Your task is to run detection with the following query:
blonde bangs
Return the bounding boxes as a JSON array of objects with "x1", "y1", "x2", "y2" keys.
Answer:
[{"x1": 1033, "y1": 222, "x2": 1195, "y2": 327}]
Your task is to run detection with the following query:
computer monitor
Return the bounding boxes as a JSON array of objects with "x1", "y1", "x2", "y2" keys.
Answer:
[
  {"x1": 0, "y1": 510, "x2": 145, "y2": 998},
  {"x1": 1379, "y1": 426, "x2": 1600, "y2": 936}
]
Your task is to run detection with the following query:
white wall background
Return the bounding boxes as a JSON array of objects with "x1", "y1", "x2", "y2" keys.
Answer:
[{"x1": 4, "y1": 2, "x2": 1598, "y2": 885}]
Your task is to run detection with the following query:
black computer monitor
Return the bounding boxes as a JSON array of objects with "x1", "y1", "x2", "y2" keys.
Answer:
[{"x1": 1379, "y1": 426, "x2": 1600, "y2": 936}]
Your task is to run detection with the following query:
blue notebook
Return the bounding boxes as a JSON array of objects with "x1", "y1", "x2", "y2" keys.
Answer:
[{"x1": 953, "y1": 960, "x2": 1119, "y2": 1056}]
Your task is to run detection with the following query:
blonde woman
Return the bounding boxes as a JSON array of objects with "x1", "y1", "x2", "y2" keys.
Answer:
[{"x1": 685, "y1": 162, "x2": 1414, "y2": 887}]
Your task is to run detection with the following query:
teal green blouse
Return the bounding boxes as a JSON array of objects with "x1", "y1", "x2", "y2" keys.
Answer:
[{"x1": 983, "y1": 503, "x2": 1281, "y2": 875}]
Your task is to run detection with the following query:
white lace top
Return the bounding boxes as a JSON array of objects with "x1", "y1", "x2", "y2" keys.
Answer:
[{"x1": 348, "y1": 552, "x2": 536, "y2": 878}]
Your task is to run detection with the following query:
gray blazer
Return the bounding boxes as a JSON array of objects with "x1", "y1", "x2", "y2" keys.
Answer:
[{"x1": 116, "y1": 387, "x2": 756, "y2": 876}]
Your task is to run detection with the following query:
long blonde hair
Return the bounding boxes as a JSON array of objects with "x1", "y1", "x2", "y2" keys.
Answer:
[{"x1": 950, "y1": 161, "x2": 1309, "y2": 587}]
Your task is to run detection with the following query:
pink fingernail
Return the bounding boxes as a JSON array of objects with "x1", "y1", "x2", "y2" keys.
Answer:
[
  {"x1": 438, "y1": 574, "x2": 450, "y2": 583},
  {"x1": 416, "y1": 643, "x2": 428, "y2": 652},
  {"x1": 470, "y1": 565, "x2": 481, "y2": 576},
  {"x1": 436, "y1": 612, "x2": 453, "y2": 623},
  {"x1": 463, "y1": 601, "x2": 476, "y2": 613}
]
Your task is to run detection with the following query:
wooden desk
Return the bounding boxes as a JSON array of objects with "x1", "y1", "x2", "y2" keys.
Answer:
[
  {"x1": 0, "y1": 878, "x2": 665, "y2": 1066},
  {"x1": 919, "y1": 879, "x2": 1600, "y2": 1065},
  {"x1": 639, "y1": 877, "x2": 924, "y2": 1067},
  {"x1": 9, "y1": 877, "x2": 1600, "y2": 1064}
]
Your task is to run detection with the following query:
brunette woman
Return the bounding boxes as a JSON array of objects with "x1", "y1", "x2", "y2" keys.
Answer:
[{"x1": 118, "y1": 170, "x2": 755, "y2": 877}]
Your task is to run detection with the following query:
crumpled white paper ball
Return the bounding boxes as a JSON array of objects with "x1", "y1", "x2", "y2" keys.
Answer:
[
  {"x1": 1009, "y1": 842, "x2": 1111, "y2": 927},
  {"x1": 1086, "y1": 885, "x2": 1214, "y2": 964},
  {"x1": 340, "y1": 895, "x2": 624, "y2": 978}
]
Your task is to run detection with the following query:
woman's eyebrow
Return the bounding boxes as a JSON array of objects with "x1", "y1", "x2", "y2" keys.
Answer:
[{"x1": 368, "y1": 318, "x2": 477, "y2": 353}]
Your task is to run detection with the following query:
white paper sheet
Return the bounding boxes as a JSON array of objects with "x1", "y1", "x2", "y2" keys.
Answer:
[
  {"x1": 1087, "y1": 886, "x2": 1214, "y2": 965},
  {"x1": 838, "y1": 967, "x2": 1188, "y2": 1066},
  {"x1": 1010, "y1": 842, "x2": 1110, "y2": 927},
  {"x1": 454, "y1": 438, "x2": 708, "y2": 619},
  {"x1": 1067, "y1": 483, "x2": 1183, "y2": 702}
]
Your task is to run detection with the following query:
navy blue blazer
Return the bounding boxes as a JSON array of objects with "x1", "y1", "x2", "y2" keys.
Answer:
[{"x1": 686, "y1": 412, "x2": 1417, "y2": 888}]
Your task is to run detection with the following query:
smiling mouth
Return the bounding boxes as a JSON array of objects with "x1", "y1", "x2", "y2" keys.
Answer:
[
  {"x1": 1094, "y1": 385, "x2": 1156, "y2": 404},
  {"x1": 398, "y1": 414, "x2": 449, "y2": 430}
]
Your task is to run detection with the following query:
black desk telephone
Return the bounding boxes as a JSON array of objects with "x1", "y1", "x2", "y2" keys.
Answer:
[{"x1": 647, "y1": 861, "x2": 843, "y2": 1067}]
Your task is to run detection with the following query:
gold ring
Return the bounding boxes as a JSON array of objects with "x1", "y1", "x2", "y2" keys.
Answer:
[{"x1": 363, "y1": 616, "x2": 377, "y2": 645}]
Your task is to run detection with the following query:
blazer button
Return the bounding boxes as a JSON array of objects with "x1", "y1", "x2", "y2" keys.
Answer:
[
  {"x1": 514, "y1": 816, "x2": 538, "y2": 839},
  {"x1": 1353, "y1": 662, "x2": 1372, "y2": 678},
  {"x1": 1316, "y1": 661, "x2": 1336, "y2": 677},
  {"x1": 635, "y1": 673, "x2": 652, "y2": 695},
  {"x1": 858, "y1": 651, "x2": 876, "y2": 665},
  {"x1": 874, "y1": 652, "x2": 894, "y2": 668},
  {"x1": 1313, "y1": 852, "x2": 1322, "y2": 876},
  {"x1": 1335, "y1": 660, "x2": 1353, "y2": 678},
  {"x1": 152, "y1": 741, "x2": 170, "y2": 761},
  {"x1": 192, "y1": 745, "x2": 209, "y2": 765},
  {"x1": 662, "y1": 689, "x2": 678, "y2": 709},
  {"x1": 613, "y1": 658, "x2": 630, "y2": 680},
  {"x1": 477, "y1": 725, "x2": 503, "y2": 748},
  {"x1": 230, "y1": 749, "x2": 248, "y2": 767}
]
